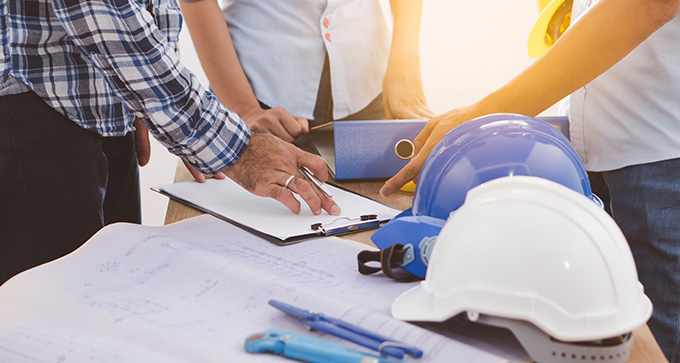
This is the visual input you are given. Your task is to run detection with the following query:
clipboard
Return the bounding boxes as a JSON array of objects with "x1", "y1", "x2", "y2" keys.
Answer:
[{"x1": 153, "y1": 178, "x2": 401, "y2": 246}]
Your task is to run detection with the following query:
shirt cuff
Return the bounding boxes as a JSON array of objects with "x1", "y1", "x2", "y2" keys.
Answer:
[{"x1": 171, "y1": 105, "x2": 251, "y2": 175}]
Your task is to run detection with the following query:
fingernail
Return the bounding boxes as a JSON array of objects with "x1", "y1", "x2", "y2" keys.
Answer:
[
  {"x1": 379, "y1": 186, "x2": 390, "y2": 197},
  {"x1": 330, "y1": 205, "x2": 341, "y2": 216},
  {"x1": 315, "y1": 208, "x2": 322, "y2": 215}
]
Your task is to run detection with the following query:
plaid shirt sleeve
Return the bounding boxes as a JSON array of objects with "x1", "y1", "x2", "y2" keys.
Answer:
[{"x1": 51, "y1": 0, "x2": 250, "y2": 175}]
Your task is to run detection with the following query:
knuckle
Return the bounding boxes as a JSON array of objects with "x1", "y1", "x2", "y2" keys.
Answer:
[
  {"x1": 295, "y1": 179, "x2": 312, "y2": 193},
  {"x1": 250, "y1": 122, "x2": 265, "y2": 132},
  {"x1": 270, "y1": 186, "x2": 293, "y2": 205},
  {"x1": 260, "y1": 116, "x2": 275, "y2": 126},
  {"x1": 268, "y1": 186, "x2": 282, "y2": 199}
]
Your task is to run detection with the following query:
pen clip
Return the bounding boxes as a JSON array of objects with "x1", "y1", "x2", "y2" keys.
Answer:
[{"x1": 311, "y1": 215, "x2": 379, "y2": 235}]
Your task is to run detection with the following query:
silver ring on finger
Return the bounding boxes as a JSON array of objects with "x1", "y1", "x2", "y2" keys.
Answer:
[{"x1": 284, "y1": 174, "x2": 295, "y2": 189}]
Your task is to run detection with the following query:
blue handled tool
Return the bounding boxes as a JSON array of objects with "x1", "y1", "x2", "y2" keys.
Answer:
[
  {"x1": 268, "y1": 299, "x2": 423, "y2": 359},
  {"x1": 245, "y1": 329, "x2": 404, "y2": 363}
]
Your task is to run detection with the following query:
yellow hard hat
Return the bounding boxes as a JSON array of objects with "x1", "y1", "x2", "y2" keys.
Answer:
[{"x1": 527, "y1": 0, "x2": 573, "y2": 58}]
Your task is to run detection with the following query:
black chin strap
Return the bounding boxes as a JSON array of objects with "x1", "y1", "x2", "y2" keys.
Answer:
[{"x1": 357, "y1": 244, "x2": 423, "y2": 282}]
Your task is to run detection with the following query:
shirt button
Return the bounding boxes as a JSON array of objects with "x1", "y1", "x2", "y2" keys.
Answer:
[
  {"x1": 187, "y1": 157, "x2": 197, "y2": 165},
  {"x1": 134, "y1": 111, "x2": 145, "y2": 118},
  {"x1": 325, "y1": 33, "x2": 331, "y2": 41},
  {"x1": 323, "y1": 18, "x2": 329, "y2": 27}
]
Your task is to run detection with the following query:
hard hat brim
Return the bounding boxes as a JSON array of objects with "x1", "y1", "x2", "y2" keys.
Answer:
[{"x1": 392, "y1": 284, "x2": 453, "y2": 322}]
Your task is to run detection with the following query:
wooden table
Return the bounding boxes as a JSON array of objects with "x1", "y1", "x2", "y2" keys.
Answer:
[{"x1": 164, "y1": 161, "x2": 667, "y2": 363}]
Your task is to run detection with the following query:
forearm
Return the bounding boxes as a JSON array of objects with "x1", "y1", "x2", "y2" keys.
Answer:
[
  {"x1": 381, "y1": 0, "x2": 680, "y2": 194},
  {"x1": 386, "y1": 0, "x2": 425, "y2": 80},
  {"x1": 383, "y1": 0, "x2": 433, "y2": 118},
  {"x1": 477, "y1": 0, "x2": 680, "y2": 117},
  {"x1": 389, "y1": 0, "x2": 424, "y2": 57},
  {"x1": 179, "y1": 0, "x2": 260, "y2": 115}
]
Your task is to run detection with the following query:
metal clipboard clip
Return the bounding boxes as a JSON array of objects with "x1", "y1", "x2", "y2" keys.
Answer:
[{"x1": 311, "y1": 214, "x2": 379, "y2": 235}]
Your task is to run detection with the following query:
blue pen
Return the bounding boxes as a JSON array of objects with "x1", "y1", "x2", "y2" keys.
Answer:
[
  {"x1": 268, "y1": 299, "x2": 423, "y2": 359},
  {"x1": 245, "y1": 329, "x2": 404, "y2": 363}
]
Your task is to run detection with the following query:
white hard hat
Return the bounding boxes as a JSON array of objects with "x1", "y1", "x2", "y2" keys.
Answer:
[{"x1": 392, "y1": 176, "x2": 652, "y2": 358}]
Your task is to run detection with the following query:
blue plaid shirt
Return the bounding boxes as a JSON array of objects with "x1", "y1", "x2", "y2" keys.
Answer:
[{"x1": 0, "y1": 0, "x2": 250, "y2": 174}]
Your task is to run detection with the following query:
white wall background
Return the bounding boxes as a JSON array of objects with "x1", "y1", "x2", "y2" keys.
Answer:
[{"x1": 140, "y1": 1, "x2": 554, "y2": 226}]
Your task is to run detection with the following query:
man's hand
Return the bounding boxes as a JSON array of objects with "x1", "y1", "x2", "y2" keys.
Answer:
[
  {"x1": 133, "y1": 118, "x2": 151, "y2": 167},
  {"x1": 225, "y1": 133, "x2": 341, "y2": 216},
  {"x1": 382, "y1": 54, "x2": 435, "y2": 120},
  {"x1": 241, "y1": 106, "x2": 309, "y2": 143}
]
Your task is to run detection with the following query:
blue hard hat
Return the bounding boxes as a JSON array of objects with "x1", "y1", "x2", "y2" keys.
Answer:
[
  {"x1": 412, "y1": 113, "x2": 599, "y2": 219},
  {"x1": 366, "y1": 113, "x2": 600, "y2": 281}
]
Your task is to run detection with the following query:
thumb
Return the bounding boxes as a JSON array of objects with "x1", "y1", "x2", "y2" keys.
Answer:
[{"x1": 297, "y1": 117, "x2": 310, "y2": 134}]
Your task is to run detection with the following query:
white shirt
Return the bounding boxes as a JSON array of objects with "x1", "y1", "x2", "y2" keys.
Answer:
[
  {"x1": 568, "y1": 0, "x2": 680, "y2": 172},
  {"x1": 219, "y1": 0, "x2": 392, "y2": 120}
]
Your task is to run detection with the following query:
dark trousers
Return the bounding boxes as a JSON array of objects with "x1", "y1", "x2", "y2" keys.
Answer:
[
  {"x1": 592, "y1": 162, "x2": 680, "y2": 362},
  {"x1": 0, "y1": 91, "x2": 141, "y2": 285}
]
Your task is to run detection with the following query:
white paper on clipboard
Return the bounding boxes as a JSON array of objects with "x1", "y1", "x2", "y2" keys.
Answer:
[{"x1": 154, "y1": 178, "x2": 400, "y2": 244}]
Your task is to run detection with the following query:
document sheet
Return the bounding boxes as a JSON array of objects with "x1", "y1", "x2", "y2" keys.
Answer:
[
  {"x1": 156, "y1": 178, "x2": 400, "y2": 243},
  {"x1": 0, "y1": 215, "x2": 525, "y2": 362}
]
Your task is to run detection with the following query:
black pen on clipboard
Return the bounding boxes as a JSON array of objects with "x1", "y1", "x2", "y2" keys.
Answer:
[
  {"x1": 311, "y1": 214, "x2": 379, "y2": 235},
  {"x1": 299, "y1": 166, "x2": 333, "y2": 199}
]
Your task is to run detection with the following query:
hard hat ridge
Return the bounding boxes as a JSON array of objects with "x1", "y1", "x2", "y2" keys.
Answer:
[{"x1": 412, "y1": 113, "x2": 597, "y2": 219}]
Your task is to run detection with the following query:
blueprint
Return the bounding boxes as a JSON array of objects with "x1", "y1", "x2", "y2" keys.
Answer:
[{"x1": 0, "y1": 215, "x2": 523, "y2": 362}]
